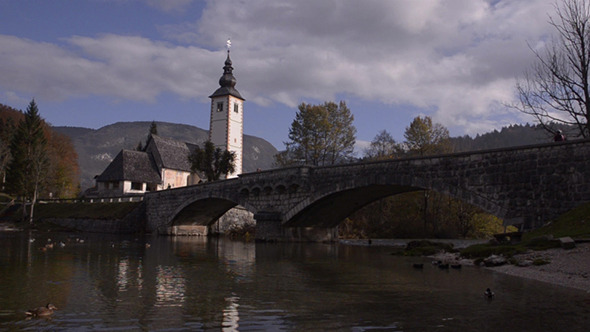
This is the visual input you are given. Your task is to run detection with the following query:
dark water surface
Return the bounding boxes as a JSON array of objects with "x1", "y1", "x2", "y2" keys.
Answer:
[{"x1": 0, "y1": 231, "x2": 589, "y2": 331}]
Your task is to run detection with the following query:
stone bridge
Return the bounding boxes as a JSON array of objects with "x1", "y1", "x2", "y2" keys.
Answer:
[{"x1": 145, "y1": 139, "x2": 590, "y2": 241}]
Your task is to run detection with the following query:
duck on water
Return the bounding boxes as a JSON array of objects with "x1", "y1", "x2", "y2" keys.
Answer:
[{"x1": 25, "y1": 304, "x2": 57, "y2": 317}]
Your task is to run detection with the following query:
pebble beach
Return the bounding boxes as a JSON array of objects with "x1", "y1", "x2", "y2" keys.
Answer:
[{"x1": 487, "y1": 243, "x2": 590, "y2": 293}]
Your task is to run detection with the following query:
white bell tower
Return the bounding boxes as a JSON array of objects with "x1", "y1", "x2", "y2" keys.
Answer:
[{"x1": 209, "y1": 39, "x2": 244, "y2": 178}]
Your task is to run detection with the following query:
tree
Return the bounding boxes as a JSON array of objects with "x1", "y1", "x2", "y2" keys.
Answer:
[
  {"x1": 188, "y1": 141, "x2": 235, "y2": 181},
  {"x1": 6, "y1": 100, "x2": 49, "y2": 223},
  {"x1": 277, "y1": 101, "x2": 356, "y2": 166},
  {"x1": 0, "y1": 118, "x2": 16, "y2": 190},
  {"x1": 45, "y1": 132, "x2": 79, "y2": 198},
  {"x1": 514, "y1": 0, "x2": 590, "y2": 138},
  {"x1": 403, "y1": 116, "x2": 451, "y2": 232},
  {"x1": 364, "y1": 130, "x2": 399, "y2": 160},
  {"x1": 403, "y1": 116, "x2": 451, "y2": 156},
  {"x1": 149, "y1": 121, "x2": 158, "y2": 135}
]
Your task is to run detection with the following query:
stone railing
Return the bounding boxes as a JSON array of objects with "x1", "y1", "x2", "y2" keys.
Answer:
[{"x1": 39, "y1": 195, "x2": 144, "y2": 204}]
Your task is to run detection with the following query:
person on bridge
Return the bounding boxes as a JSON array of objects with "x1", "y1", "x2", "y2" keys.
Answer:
[{"x1": 553, "y1": 130, "x2": 566, "y2": 142}]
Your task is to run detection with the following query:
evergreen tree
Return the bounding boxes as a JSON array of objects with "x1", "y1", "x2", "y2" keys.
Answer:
[
  {"x1": 149, "y1": 121, "x2": 158, "y2": 135},
  {"x1": 188, "y1": 141, "x2": 235, "y2": 181},
  {"x1": 6, "y1": 100, "x2": 48, "y2": 223},
  {"x1": 0, "y1": 118, "x2": 16, "y2": 190}
]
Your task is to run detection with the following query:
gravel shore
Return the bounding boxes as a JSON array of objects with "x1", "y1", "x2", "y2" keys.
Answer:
[
  {"x1": 487, "y1": 243, "x2": 590, "y2": 293},
  {"x1": 348, "y1": 238, "x2": 590, "y2": 293}
]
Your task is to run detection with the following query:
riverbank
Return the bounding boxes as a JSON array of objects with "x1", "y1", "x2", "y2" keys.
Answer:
[
  {"x1": 486, "y1": 242, "x2": 590, "y2": 293},
  {"x1": 342, "y1": 238, "x2": 590, "y2": 293},
  {"x1": 424, "y1": 241, "x2": 590, "y2": 293}
]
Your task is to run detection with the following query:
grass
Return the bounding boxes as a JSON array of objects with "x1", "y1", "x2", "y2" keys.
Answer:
[
  {"x1": 35, "y1": 202, "x2": 141, "y2": 220},
  {"x1": 2, "y1": 201, "x2": 141, "y2": 223},
  {"x1": 460, "y1": 201, "x2": 590, "y2": 259},
  {"x1": 523, "y1": 202, "x2": 590, "y2": 240}
]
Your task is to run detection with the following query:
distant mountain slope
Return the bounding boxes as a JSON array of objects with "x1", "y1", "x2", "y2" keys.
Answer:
[
  {"x1": 450, "y1": 123, "x2": 573, "y2": 152},
  {"x1": 53, "y1": 121, "x2": 278, "y2": 190}
]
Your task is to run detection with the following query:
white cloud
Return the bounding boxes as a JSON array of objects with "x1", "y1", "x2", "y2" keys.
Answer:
[
  {"x1": 0, "y1": 0, "x2": 559, "y2": 137},
  {"x1": 215, "y1": 0, "x2": 555, "y2": 135},
  {"x1": 0, "y1": 34, "x2": 222, "y2": 103}
]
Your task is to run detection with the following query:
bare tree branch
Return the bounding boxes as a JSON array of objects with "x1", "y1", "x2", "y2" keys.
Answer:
[{"x1": 512, "y1": 0, "x2": 590, "y2": 138}]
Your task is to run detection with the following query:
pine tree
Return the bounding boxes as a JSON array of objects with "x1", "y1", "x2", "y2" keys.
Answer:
[
  {"x1": 6, "y1": 99, "x2": 48, "y2": 223},
  {"x1": 149, "y1": 121, "x2": 158, "y2": 135},
  {"x1": 0, "y1": 118, "x2": 16, "y2": 190}
]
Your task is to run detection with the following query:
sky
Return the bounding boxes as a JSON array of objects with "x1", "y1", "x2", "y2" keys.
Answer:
[{"x1": 0, "y1": 0, "x2": 558, "y2": 153}]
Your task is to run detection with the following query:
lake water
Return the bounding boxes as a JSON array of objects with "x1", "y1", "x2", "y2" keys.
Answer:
[{"x1": 0, "y1": 231, "x2": 589, "y2": 331}]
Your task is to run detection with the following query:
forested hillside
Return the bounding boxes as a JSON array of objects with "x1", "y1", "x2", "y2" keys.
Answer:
[{"x1": 450, "y1": 123, "x2": 573, "y2": 152}]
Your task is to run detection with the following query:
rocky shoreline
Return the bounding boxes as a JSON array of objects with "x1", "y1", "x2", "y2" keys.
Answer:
[
  {"x1": 427, "y1": 242, "x2": 590, "y2": 293},
  {"x1": 485, "y1": 243, "x2": 590, "y2": 293},
  {"x1": 342, "y1": 238, "x2": 590, "y2": 293}
]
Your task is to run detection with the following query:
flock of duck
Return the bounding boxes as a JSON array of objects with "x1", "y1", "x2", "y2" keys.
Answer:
[
  {"x1": 411, "y1": 260, "x2": 463, "y2": 269},
  {"x1": 31, "y1": 237, "x2": 84, "y2": 251},
  {"x1": 412, "y1": 261, "x2": 496, "y2": 299},
  {"x1": 25, "y1": 236, "x2": 152, "y2": 319}
]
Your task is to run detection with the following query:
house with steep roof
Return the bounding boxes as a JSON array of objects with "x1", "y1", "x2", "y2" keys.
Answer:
[{"x1": 93, "y1": 134, "x2": 200, "y2": 196}]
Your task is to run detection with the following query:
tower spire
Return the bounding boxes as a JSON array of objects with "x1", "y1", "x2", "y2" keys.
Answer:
[{"x1": 209, "y1": 39, "x2": 243, "y2": 100}]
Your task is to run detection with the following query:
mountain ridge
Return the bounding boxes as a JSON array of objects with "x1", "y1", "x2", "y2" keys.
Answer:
[{"x1": 53, "y1": 121, "x2": 278, "y2": 190}]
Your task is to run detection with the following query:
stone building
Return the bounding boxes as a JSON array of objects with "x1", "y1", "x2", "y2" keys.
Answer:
[
  {"x1": 93, "y1": 41, "x2": 244, "y2": 196},
  {"x1": 93, "y1": 134, "x2": 200, "y2": 196}
]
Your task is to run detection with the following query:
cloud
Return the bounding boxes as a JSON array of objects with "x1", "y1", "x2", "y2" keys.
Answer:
[
  {"x1": 190, "y1": 0, "x2": 556, "y2": 134},
  {"x1": 0, "y1": 0, "x2": 558, "y2": 137},
  {"x1": 0, "y1": 34, "x2": 222, "y2": 103}
]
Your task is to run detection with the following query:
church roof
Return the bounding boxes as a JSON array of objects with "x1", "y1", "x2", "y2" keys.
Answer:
[
  {"x1": 96, "y1": 150, "x2": 161, "y2": 183},
  {"x1": 209, "y1": 51, "x2": 244, "y2": 100},
  {"x1": 146, "y1": 135, "x2": 193, "y2": 172}
]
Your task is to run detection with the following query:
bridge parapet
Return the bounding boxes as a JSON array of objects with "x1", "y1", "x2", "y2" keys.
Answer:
[{"x1": 145, "y1": 139, "x2": 590, "y2": 239}]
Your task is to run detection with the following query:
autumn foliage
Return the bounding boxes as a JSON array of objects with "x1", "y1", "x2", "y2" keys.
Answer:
[{"x1": 0, "y1": 102, "x2": 79, "y2": 198}]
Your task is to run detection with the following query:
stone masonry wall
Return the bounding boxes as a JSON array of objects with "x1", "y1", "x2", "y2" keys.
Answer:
[{"x1": 145, "y1": 139, "x2": 590, "y2": 236}]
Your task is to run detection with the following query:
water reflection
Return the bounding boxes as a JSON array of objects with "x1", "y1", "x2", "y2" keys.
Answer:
[
  {"x1": 222, "y1": 294, "x2": 240, "y2": 331},
  {"x1": 0, "y1": 231, "x2": 589, "y2": 331},
  {"x1": 155, "y1": 265, "x2": 185, "y2": 307},
  {"x1": 116, "y1": 258, "x2": 129, "y2": 291}
]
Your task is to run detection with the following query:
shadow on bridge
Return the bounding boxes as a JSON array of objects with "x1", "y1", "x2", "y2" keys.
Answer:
[{"x1": 145, "y1": 139, "x2": 590, "y2": 241}]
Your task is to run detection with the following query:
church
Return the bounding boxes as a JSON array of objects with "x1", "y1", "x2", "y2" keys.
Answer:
[{"x1": 93, "y1": 43, "x2": 245, "y2": 197}]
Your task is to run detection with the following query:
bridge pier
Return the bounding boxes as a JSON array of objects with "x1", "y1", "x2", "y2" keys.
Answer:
[
  {"x1": 254, "y1": 211, "x2": 338, "y2": 242},
  {"x1": 253, "y1": 212, "x2": 284, "y2": 242}
]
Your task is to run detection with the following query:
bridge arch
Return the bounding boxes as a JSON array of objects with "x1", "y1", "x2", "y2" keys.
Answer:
[
  {"x1": 283, "y1": 171, "x2": 507, "y2": 228},
  {"x1": 145, "y1": 140, "x2": 590, "y2": 239},
  {"x1": 168, "y1": 193, "x2": 257, "y2": 227}
]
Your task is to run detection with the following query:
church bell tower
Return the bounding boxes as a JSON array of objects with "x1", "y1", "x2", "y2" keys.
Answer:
[{"x1": 209, "y1": 39, "x2": 244, "y2": 178}]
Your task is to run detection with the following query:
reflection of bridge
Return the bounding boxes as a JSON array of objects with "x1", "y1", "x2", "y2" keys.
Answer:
[{"x1": 145, "y1": 139, "x2": 590, "y2": 241}]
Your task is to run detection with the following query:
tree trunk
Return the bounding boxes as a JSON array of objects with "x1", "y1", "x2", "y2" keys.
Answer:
[{"x1": 29, "y1": 183, "x2": 38, "y2": 224}]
